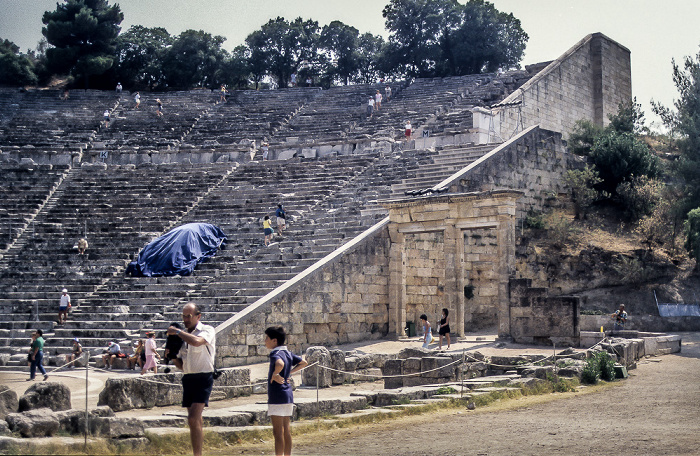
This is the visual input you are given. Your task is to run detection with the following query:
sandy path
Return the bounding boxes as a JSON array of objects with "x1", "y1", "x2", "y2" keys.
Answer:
[{"x1": 287, "y1": 333, "x2": 700, "y2": 456}]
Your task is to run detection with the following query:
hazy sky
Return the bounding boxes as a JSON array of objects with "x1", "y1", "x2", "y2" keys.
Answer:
[{"x1": 2, "y1": 0, "x2": 699, "y2": 127}]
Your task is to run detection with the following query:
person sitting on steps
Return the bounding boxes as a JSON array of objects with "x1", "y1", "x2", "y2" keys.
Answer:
[
  {"x1": 102, "y1": 341, "x2": 121, "y2": 369},
  {"x1": 128, "y1": 339, "x2": 145, "y2": 370},
  {"x1": 65, "y1": 338, "x2": 82, "y2": 367}
]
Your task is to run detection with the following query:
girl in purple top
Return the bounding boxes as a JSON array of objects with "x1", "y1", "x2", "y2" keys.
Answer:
[{"x1": 265, "y1": 326, "x2": 307, "y2": 456}]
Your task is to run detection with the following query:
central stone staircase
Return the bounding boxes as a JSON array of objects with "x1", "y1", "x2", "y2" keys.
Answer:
[{"x1": 390, "y1": 143, "x2": 498, "y2": 195}]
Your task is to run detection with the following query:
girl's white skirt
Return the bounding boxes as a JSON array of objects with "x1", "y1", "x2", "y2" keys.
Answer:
[{"x1": 268, "y1": 403, "x2": 294, "y2": 417}]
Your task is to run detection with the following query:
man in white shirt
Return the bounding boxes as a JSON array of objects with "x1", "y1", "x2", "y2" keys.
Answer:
[
  {"x1": 58, "y1": 288, "x2": 70, "y2": 325},
  {"x1": 167, "y1": 303, "x2": 215, "y2": 456}
]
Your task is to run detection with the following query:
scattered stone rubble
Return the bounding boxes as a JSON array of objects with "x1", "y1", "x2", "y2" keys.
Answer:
[{"x1": 0, "y1": 333, "x2": 682, "y2": 448}]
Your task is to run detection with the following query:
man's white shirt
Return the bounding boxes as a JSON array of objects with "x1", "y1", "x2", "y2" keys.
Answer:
[{"x1": 179, "y1": 321, "x2": 216, "y2": 374}]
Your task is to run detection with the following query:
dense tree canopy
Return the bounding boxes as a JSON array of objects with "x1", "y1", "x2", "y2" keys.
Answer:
[
  {"x1": 42, "y1": 0, "x2": 123, "y2": 87},
  {"x1": 0, "y1": 39, "x2": 38, "y2": 86},
  {"x1": 356, "y1": 33, "x2": 386, "y2": 84},
  {"x1": 246, "y1": 17, "x2": 320, "y2": 88},
  {"x1": 319, "y1": 21, "x2": 361, "y2": 86},
  {"x1": 15, "y1": 0, "x2": 529, "y2": 90},
  {"x1": 162, "y1": 30, "x2": 228, "y2": 89},
  {"x1": 382, "y1": 0, "x2": 527, "y2": 77},
  {"x1": 113, "y1": 26, "x2": 172, "y2": 90},
  {"x1": 570, "y1": 100, "x2": 660, "y2": 196}
]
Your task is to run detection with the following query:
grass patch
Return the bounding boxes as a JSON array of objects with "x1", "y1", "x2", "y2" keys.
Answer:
[
  {"x1": 7, "y1": 439, "x2": 140, "y2": 455},
  {"x1": 434, "y1": 386, "x2": 458, "y2": 395}
]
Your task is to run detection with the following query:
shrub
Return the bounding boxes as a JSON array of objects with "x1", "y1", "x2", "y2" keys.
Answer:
[
  {"x1": 616, "y1": 175, "x2": 664, "y2": 221},
  {"x1": 565, "y1": 165, "x2": 604, "y2": 219},
  {"x1": 607, "y1": 98, "x2": 646, "y2": 134},
  {"x1": 545, "y1": 212, "x2": 577, "y2": 248},
  {"x1": 590, "y1": 131, "x2": 661, "y2": 195},
  {"x1": 613, "y1": 256, "x2": 651, "y2": 284},
  {"x1": 635, "y1": 202, "x2": 671, "y2": 252},
  {"x1": 525, "y1": 209, "x2": 545, "y2": 229},
  {"x1": 581, "y1": 351, "x2": 617, "y2": 384},
  {"x1": 597, "y1": 351, "x2": 617, "y2": 381},
  {"x1": 434, "y1": 386, "x2": 458, "y2": 395},
  {"x1": 568, "y1": 119, "x2": 603, "y2": 155},
  {"x1": 580, "y1": 358, "x2": 600, "y2": 385}
]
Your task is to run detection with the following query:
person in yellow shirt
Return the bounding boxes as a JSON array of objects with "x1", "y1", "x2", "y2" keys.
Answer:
[{"x1": 263, "y1": 215, "x2": 273, "y2": 246}]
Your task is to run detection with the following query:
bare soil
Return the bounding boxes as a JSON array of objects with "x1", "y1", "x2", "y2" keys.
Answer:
[{"x1": 236, "y1": 333, "x2": 700, "y2": 456}]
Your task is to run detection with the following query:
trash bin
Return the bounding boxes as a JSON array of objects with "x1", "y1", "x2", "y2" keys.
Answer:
[{"x1": 405, "y1": 321, "x2": 416, "y2": 337}]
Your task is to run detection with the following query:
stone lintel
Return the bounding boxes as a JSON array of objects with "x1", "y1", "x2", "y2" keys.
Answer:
[{"x1": 381, "y1": 190, "x2": 524, "y2": 210}]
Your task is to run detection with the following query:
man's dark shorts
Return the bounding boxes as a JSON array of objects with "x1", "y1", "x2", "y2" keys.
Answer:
[{"x1": 182, "y1": 372, "x2": 214, "y2": 407}]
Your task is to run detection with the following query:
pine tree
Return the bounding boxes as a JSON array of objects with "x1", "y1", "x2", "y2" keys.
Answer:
[{"x1": 42, "y1": 0, "x2": 123, "y2": 88}]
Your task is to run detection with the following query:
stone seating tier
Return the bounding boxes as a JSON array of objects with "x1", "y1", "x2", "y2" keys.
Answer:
[
  {"x1": 0, "y1": 89, "x2": 119, "y2": 149},
  {"x1": 0, "y1": 133, "x2": 495, "y2": 355},
  {"x1": 2, "y1": 73, "x2": 535, "y2": 163},
  {"x1": 184, "y1": 87, "x2": 319, "y2": 147},
  {"x1": 93, "y1": 91, "x2": 218, "y2": 152},
  {"x1": 270, "y1": 82, "x2": 408, "y2": 143},
  {"x1": 390, "y1": 144, "x2": 498, "y2": 195},
  {"x1": 0, "y1": 164, "x2": 71, "y2": 250},
  {"x1": 0, "y1": 164, "x2": 235, "y2": 322}
]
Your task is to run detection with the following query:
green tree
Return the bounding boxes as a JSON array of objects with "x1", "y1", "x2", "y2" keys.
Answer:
[
  {"x1": 0, "y1": 38, "x2": 38, "y2": 86},
  {"x1": 355, "y1": 33, "x2": 385, "y2": 83},
  {"x1": 220, "y1": 45, "x2": 251, "y2": 89},
  {"x1": 685, "y1": 208, "x2": 700, "y2": 271},
  {"x1": 616, "y1": 175, "x2": 663, "y2": 221},
  {"x1": 382, "y1": 0, "x2": 449, "y2": 77},
  {"x1": 319, "y1": 21, "x2": 360, "y2": 85},
  {"x1": 589, "y1": 131, "x2": 660, "y2": 195},
  {"x1": 608, "y1": 98, "x2": 646, "y2": 134},
  {"x1": 162, "y1": 30, "x2": 228, "y2": 89},
  {"x1": 382, "y1": 0, "x2": 527, "y2": 77},
  {"x1": 636, "y1": 200, "x2": 673, "y2": 252},
  {"x1": 42, "y1": 0, "x2": 123, "y2": 88},
  {"x1": 666, "y1": 51, "x2": 700, "y2": 214},
  {"x1": 245, "y1": 17, "x2": 320, "y2": 88},
  {"x1": 567, "y1": 119, "x2": 603, "y2": 156},
  {"x1": 444, "y1": 0, "x2": 528, "y2": 75},
  {"x1": 114, "y1": 25, "x2": 172, "y2": 90}
]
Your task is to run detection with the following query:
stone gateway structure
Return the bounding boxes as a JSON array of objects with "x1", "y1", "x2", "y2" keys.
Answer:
[{"x1": 384, "y1": 191, "x2": 521, "y2": 340}]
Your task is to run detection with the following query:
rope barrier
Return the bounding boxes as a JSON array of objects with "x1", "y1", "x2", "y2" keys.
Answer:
[{"x1": 6, "y1": 344, "x2": 615, "y2": 390}]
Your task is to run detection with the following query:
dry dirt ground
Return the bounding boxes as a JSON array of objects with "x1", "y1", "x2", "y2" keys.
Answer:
[{"x1": 235, "y1": 333, "x2": 700, "y2": 456}]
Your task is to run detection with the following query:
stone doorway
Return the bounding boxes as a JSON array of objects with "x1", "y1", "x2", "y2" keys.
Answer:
[{"x1": 384, "y1": 190, "x2": 521, "y2": 339}]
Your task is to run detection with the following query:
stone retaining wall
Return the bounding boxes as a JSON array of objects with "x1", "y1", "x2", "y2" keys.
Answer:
[
  {"x1": 509, "y1": 278, "x2": 581, "y2": 346},
  {"x1": 216, "y1": 226, "x2": 392, "y2": 367},
  {"x1": 580, "y1": 314, "x2": 700, "y2": 333},
  {"x1": 384, "y1": 191, "x2": 520, "y2": 338},
  {"x1": 494, "y1": 32, "x2": 631, "y2": 138},
  {"x1": 443, "y1": 126, "x2": 568, "y2": 220}
]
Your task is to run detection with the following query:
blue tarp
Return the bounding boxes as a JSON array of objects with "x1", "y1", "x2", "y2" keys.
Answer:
[{"x1": 126, "y1": 223, "x2": 227, "y2": 277}]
